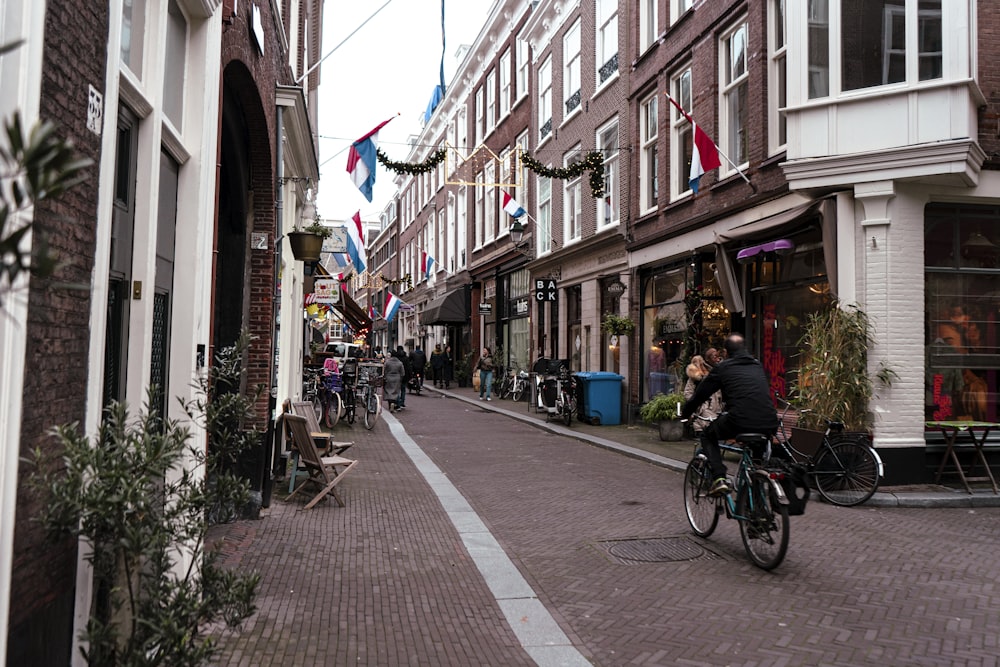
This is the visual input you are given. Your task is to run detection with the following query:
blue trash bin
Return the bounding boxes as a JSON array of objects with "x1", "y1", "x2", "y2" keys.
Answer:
[{"x1": 575, "y1": 371, "x2": 623, "y2": 426}]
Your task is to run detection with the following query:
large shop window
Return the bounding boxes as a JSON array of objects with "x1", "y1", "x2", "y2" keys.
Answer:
[
  {"x1": 642, "y1": 265, "x2": 690, "y2": 399},
  {"x1": 745, "y1": 226, "x2": 831, "y2": 399},
  {"x1": 925, "y1": 204, "x2": 1000, "y2": 424}
]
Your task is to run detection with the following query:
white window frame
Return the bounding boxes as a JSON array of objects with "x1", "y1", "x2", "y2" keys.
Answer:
[
  {"x1": 538, "y1": 56, "x2": 552, "y2": 143},
  {"x1": 639, "y1": 0, "x2": 658, "y2": 53},
  {"x1": 537, "y1": 174, "x2": 552, "y2": 256},
  {"x1": 596, "y1": 0, "x2": 618, "y2": 89},
  {"x1": 485, "y1": 162, "x2": 496, "y2": 242},
  {"x1": 768, "y1": 0, "x2": 787, "y2": 155},
  {"x1": 671, "y1": 0, "x2": 694, "y2": 24},
  {"x1": 596, "y1": 118, "x2": 619, "y2": 230},
  {"x1": 563, "y1": 145, "x2": 582, "y2": 245},
  {"x1": 516, "y1": 39, "x2": 529, "y2": 101},
  {"x1": 639, "y1": 94, "x2": 658, "y2": 214},
  {"x1": 670, "y1": 68, "x2": 694, "y2": 200},
  {"x1": 475, "y1": 86, "x2": 484, "y2": 146},
  {"x1": 719, "y1": 20, "x2": 750, "y2": 174},
  {"x1": 499, "y1": 49, "x2": 511, "y2": 118},
  {"x1": 475, "y1": 173, "x2": 484, "y2": 249},
  {"x1": 485, "y1": 69, "x2": 496, "y2": 134},
  {"x1": 563, "y1": 19, "x2": 582, "y2": 119},
  {"x1": 498, "y1": 146, "x2": 511, "y2": 238}
]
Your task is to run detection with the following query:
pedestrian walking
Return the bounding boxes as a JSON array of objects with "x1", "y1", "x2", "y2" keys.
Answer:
[
  {"x1": 442, "y1": 345, "x2": 454, "y2": 389},
  {"x1": 383, "y1": 352, "x2": 405, "y2": 412},
  {"x1": 477, "y1": 347, "x2": 495, "y2": 401},
  {"x1": 409, "y1": 344, "x2": 427, "y2": 389},
  {"x1": 395, "y1": 346, "x2": 411, "y2": 409},
  {"x1": 430, "y1": 344, "x2": 445, "y2": 387}
]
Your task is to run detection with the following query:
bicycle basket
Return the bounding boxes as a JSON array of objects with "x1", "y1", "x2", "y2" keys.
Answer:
[{"x1": 323, "y1": 373, "x2": 343, "y2": 393}]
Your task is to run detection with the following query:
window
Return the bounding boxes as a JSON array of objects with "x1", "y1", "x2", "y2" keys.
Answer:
[
  {"x1": 564, "y1": 146, "x2": 582, "y2": 244},
  {"x1": 516, "y1": 39, "x2": 529, "y2": 100},
  {"x1": 769, "y1": 0, "x2": 787, "y2": 153},
  {"x1": 437, "y1": 210, "x2": 445, "y2": 275},
  {"x1": 538, "y1": 57, "x2": 552, "y2": 141},
  {"x1": 564, "y1": 20, "x2": 581, "y2": 116},
  {"x1": 639, "y1": 0, "x2": 658, "y2": 53},
  {"x1": 457, "y1": 106, "x2": 468, "y2": 152},
  {"x1": 918, "y1": 1, "x2": 943, "y2": 81},
  {"x1": 537, "y1": 175, "x2": 552, "y2": 255},
  {"x1": 720, "y1": 21, "x2": 749, "y2": 169},
  {"x1": 842, "y1": 0, "x2": 906, "y2": 90},
  {"x1": 596, "y1": 0, "x2": 618, "y2": 85},
  {"x1": 808, "y1": 0, "x2": 830, "y2": 98},
  {"x1": 162, "y1": 0, "x2": 186, "y2": 129},
  {"x1": 121, "y1": 0, "x2": 146, "y2": 75},
  {"x1": 485, "y1": 162, "x2": 496, "y2": 242},
  {"x1": 671, "y1": 0, "x2": 694, "y2": 23},
  {"x1": 640, "y1": 94, "x2": 658, "y2": 213},
  {"x1": 512, "y1": 131, "x2": 528, "y2": 215},
  {"x1": 485, "y1": 70, "x2": 496, "y2": 133},
  {"x1": 924, "y1": 204, "x2": 1000, "y2": 423},
  {"x1": 670, "y1": 69, "x2": 693, "y2": 198},
  {"x1": 499, "y1": 49, "x2": 511, "y2": 117},
  {"x1": 597, "y1": 120, "x2": 619, "y2": 229},
  {"x1": 475, "y1": 87, "x2": 484, "y2": 145},
  {"x1": 475, "y1": 174, "x2": 484, "y2": 248}
]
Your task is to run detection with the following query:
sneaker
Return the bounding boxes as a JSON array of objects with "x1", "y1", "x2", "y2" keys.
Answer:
[
  {"x1": 486, "y1": 397, "x2": 491, "y2": 401},
  {"x1": 708, "y1": 477, "x2": 732, "y2": 497},
  {"x1": 479, "y1": 396, "x2": 484, "y2": 401}
]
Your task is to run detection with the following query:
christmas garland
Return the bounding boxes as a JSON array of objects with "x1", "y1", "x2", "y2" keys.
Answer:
[
  {"x1": 377, "y1": 148, "x2": 447, "y2": 175},
  {"x1": 521, "y1": 150, "x2": 605, "y2": 199}
]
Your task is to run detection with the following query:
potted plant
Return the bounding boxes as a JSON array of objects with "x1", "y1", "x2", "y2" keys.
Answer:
[
  {"x1": 288, "y1": 220, "x2": 332, "y2": 262},
  {"x1": 455, "y1": 351, "x2": 474, "y2": 387},
  {"x1": 640, "y1": 391, "x2": 687, "y2": 441},
  {"x1": 601, "y1": 313, "x2": 636, "y2": 337}
]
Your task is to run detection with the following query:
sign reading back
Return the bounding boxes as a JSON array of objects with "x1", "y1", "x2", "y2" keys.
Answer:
[{"x1": 534, "y1": 279, "x2": 557, "y2": 302}]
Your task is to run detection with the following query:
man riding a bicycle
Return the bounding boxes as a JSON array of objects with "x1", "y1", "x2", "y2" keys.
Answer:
[{"x1": 681, "y1": 333, "x2": 778, "y2": 497}]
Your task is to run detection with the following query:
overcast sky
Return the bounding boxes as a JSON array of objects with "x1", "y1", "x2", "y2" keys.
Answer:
[{"x1": 315, "y1": 0, "x2": 496, "y2": 222}]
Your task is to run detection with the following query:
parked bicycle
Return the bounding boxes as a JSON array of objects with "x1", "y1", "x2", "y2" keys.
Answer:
[
  {"x1": 302, "y1": 367, "x2": 324, "y2": 424},
  {"x1": 508, "y1": 365, "x2": 529, "y2": 402},
  {"x1": 774, "y1": 395, "x2": 883, "y2": 506},
  {"x1": 539, "y1": 362, "x2": 576, "y2": 426},
  {"x1": 321, "y1": 371, "x2": 344, "y2": 428},
  {"x1": 356, "y1": 361, "x2": 384, "y2": 430},
  {"x1": 339, "y1": 359, "x2": 359, "y2": 425},
  {"x1": 682, "y1": 422, "x2": 792, "y2": 570}
]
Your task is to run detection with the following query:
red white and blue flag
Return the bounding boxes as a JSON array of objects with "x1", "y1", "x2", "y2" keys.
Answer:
[
  {"x1": 501, "y1": 191, "x2": 526, "y2": 218},
  {"x1": 666, "y1": 95, "x2": 721, "y2": 194},
  {"x1": 421, "y1": 251, "x2": 435, "y2": 279},
  {"x1": 384, "y1": 292, "x2": 405, "y2": 323},
  {"x1": 346, "y1": 211, "x2": 367, "y2": 274},
  {"x1": 368, "y1": 303, "x2": 380, "y2": 321},
  {"x1": 346, "y1": 116, "x2": 394, "y2": 202}
]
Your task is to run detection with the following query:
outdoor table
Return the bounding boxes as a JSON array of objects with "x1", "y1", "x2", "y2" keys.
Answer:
[{"x1": 926, "y1": 421, "x2": 1000, "y2": 494}]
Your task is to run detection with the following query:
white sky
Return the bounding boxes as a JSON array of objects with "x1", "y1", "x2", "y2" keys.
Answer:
[{"x1": 315, "y1": 0, "x2": 496, "y2": 222}]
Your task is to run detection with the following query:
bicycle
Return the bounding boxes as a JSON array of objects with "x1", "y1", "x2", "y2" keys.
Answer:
[
  {"x1": 508, "y1": 365, "x2": 529, "y2": 402},
  {"x1": 340, "y1": 359, "x2": 358, "y2": 425},
  {"x1": 356, "y1": 361, "x2": 383, "y2": 430},
  {"x1": 303, "y1": 368, "x2": 324, "y2": 424},
  {"x1": 774, "y1": 395, "x2": 883, "y2": 507},
  {"x1": 554, "y1": 367, "x2": 577, "y2": 426},
  {"x1": 682, "y1": 425, "x2": 792, "y2": 570},
  {"x1": 321, "y1": 371, "x2": 343, "y2": 428}
]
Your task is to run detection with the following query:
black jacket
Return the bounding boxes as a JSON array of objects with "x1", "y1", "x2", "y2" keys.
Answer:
[
  {"x1": 681, "y1": 350, "x2": 778, "y2": 431},
  {"x1": 410, "y1": 349, "x2": 427, "y2": 374}
]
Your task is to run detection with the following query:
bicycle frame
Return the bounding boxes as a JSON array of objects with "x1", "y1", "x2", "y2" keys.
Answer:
[
  {"x1": 717, "y1": 441, "x2": 789, "y2": 521},
  {"x1": 774, "y1": 398, "x2": 885, "y2": 479}
]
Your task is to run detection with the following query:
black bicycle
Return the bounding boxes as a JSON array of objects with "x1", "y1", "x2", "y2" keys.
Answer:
[
  {"x1": 683, "y1": 428, "x2": 791, "y2": 570},
  {"x1": 774, "y1": 395, "x2": 883, "y2": 506}
]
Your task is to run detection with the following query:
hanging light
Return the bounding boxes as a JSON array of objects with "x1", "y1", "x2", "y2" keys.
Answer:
[{"x1": 510, "y1": 219, "x2": 526, "y2": 245}]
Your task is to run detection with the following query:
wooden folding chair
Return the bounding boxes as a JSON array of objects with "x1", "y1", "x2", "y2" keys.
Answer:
[
  {"x1": 290, "y1": 401, "x2": 353, "y2": 456},
  {"x1": 283, "y1": 414, "x2": 358, "y2": 509}
]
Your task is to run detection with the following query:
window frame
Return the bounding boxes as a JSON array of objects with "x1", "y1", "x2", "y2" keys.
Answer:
[
  {"x1": 719, "y1": 19, "x2": 750, "y2": 174},
  {"x1": 563, "y1": 20, "x2": 582, "y2": 119},
  {"x1": 537, "y1": 173, "x2": 553, "y2": 255},
  {"x1": 639, "y1": 93, "x2": 659, "y2": 215},
  {"x1": 538, "y1": 56, "x2": 553, "y2": 143},
  {"x1": 639, "y1": 0, "x2": 658, "y2": 53},
  {"x1": 499, "y1": 49, "x2": 511, "y2": 119},
  {"x1": 669, "y1": 68, "x2": 693, "y2": 200},
  {"x1": 563, "y1": 145, "x2": 583, "y2": 245},
  {"x1": 596, "y1": 118, "x2": 619, "y2": 230},
  {"x1": 596, "y1": 0, "x2": 618, "y2": 88},
  {"x1": 768, "y1": 0, "x2": 788, "y2": 155}
]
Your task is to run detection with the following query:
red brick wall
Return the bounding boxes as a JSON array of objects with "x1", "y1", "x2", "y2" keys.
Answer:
[
  {"x1": 9, "y1": 0, "x2": 108, "y2": 663},
  {"x1": 978, "y1": 4, "x2": 1000, "y2": 166}
]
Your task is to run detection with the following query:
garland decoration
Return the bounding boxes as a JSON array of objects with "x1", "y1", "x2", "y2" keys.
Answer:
[
  {"x1": 376, "y1": 148, "x2": 447, "y2": 175},
  {"x1": 521, "y1": 150, "x2": 605, "y2": 199}
]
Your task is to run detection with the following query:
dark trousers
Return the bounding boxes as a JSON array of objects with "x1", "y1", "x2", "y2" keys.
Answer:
[{"x1": 699, "y1": 413, "x2": 774, "y2": 479}]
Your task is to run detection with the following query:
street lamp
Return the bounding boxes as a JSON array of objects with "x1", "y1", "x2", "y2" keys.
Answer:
[{"x1": 510, "y1": 219, "x2": 526, "y2": 245}]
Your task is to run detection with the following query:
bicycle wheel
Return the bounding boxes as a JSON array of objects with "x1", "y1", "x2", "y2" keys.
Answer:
[
  {"x1": 813, "y1": 437, "x2": 880, "y2": 506},
  {"x1": 343, "y1": 387, "x2": 356, "y2": 425},
  {"x1": 737, "y1": 475, "x2": 789, "y2": 570},
  {"x1": 511, "y1": 378, "x2": 525, "y2": 402},
  {"x1": 683, "y1": 457, "x2": 719, "y2": 537},
  {"x1": 324, "y1": 392, "x2": 342, "y2": 428},
  {"x1": 363, "y1": 390, "x2": 379, "y2": 430},
  {"x1": 310, "y1": 394, "x2": 323, "y2": 424}
]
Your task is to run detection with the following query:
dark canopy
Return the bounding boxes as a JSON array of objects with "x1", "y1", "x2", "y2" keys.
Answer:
[{"x1": 420, "y1": 288, "x2": 468, "y2": 325}]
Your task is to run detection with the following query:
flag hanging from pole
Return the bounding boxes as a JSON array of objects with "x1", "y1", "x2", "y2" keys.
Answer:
[
  {"x1": 421, "y1": 251, "x2": 435, "y2": 280},
  {"x1": 384, "y1": 292, "x2": 406, "y2": 323},
  {"x1": 501, "y1": 191, "x2": 526, "y2": 218},
  {"x1": 346, "y1": 211, "x2": 367, "y2": 274},
  {"x1": 369, "y1": 303, "x2": 380, "y2": 321},
  {"x1": 346, "y1": 116, "x2": 395, "y2": 202},
  {"x1": 666, "y1": 94, "x2": 721, "y2": 194}
]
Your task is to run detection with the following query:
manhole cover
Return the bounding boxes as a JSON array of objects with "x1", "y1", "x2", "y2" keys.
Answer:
[{"x1": 599, "y1": 537, "x2": 721, "y2": 564}]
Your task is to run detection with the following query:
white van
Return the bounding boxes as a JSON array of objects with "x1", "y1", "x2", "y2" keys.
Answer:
[{"x1": 321, "y1": 341, "x2": 362, "y2": 367}]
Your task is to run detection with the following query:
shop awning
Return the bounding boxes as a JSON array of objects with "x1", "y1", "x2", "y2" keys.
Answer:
[
  {"x1": 334, "y1": 290, "x2": 372, "y2": 331},
  {"x1": 713, "y1": 197, "x2": 837, "y2": 313},
  {"x1": 420, "y1": 288, "x2": 469, "y2": 325}
]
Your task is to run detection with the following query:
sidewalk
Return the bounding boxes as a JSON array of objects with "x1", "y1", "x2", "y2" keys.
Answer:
[{"x1": 435, "y1": 385, "x2": 1000, "y2": 509}]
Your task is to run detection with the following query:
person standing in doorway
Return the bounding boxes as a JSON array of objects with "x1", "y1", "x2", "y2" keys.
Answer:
[
  {"x1": 430, "y1": 344, "x2": 445, "y2": 387},
  {"x1": 477, "y1": 347, "x2": 495, "y2": 401}
]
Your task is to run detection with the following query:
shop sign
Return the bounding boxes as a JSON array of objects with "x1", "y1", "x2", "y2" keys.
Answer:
[
  {"x1": 534, "y1": 278, "x2": 557, "y2": 302},
  {"x1": 313, "y1": 278, "x2": 339, "y2": 304},
  {"x1": 606, "y1": 279, "x2": 626, "y2": 296},
  {"x1": 478, "y1": 302, "x2": 493, "y2": 315},
  {"x1": 514, "y1": 297, "x2": 529, "y2": 315}
]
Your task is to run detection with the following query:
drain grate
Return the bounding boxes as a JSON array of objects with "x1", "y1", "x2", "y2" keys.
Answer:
[{"x1": 598, "y1": 536, "x2": 722, "y2": 564}]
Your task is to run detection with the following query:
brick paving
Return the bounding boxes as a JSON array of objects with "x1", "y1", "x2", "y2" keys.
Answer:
[{"x1": 209, "y1": 387, "x2": 1000, "y2": 666}]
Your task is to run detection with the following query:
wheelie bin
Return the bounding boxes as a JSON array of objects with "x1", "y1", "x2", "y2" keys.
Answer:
[{"x1": 575, "y1": 371, "x2": 623, "y2": 425}]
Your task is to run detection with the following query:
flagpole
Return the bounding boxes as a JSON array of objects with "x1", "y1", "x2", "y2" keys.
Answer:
[{"x1": 664, "y1": 92, "x2": 755, "y2": 192}]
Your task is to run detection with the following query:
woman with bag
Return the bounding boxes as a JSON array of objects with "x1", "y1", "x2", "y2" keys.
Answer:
[{"x1": 477, "y1": 347, "x2": 495, "y2": 401}]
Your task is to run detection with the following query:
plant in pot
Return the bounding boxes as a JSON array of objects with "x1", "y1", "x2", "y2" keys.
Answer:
[
  {"x1": 288, "y1": 219, "x2": 332, "y2": 262},
  {"x1": 791, "y1": 302, "x2": 893, "y2": 455},
  {"x1": 640, "y1": 391, "x2": 687, "y2": 441},
  {"x1": 454, "y1": 351, "x2": 474, "y2": 387},
  {"x1": 601, "y1": 313, "x2": 636, "y2": 337}
]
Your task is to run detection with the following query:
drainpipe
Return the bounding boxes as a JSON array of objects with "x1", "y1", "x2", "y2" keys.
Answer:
[{"x1": 261, "y1": 105, "x2": 284, "y2": 509}]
